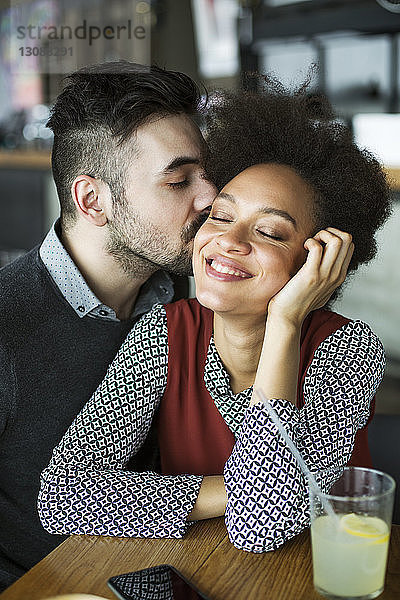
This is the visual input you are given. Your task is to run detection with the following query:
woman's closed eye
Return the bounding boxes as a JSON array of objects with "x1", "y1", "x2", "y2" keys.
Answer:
[
  {"x1": 257, "y1": 229, "x2": 283, "y2": 241},
  {"x1": 209, "y1": 215, "x2": 284, "y2": 240}
]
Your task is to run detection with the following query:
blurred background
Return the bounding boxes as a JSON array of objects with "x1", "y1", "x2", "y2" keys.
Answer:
[{"x1": 0, "y1": 0, "x2": 399, "y2": 414}]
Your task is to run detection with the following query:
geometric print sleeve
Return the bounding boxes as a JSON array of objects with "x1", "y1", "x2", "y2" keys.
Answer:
[
  {"x1": 37, "y1": 303, "x2": 203, "y2": 539},
  {"x1": 223, "y1": 320, "x2": 385, "y2": 553}
]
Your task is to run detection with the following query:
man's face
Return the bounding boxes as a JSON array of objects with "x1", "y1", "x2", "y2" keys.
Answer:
[{"x1": 106, "y1": 113, "x2": 217, "y2": 277}]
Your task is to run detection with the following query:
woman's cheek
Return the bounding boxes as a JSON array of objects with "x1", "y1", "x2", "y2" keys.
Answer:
[
  {"x1": 193, "y1": 232, "x2": 206, "y2": 265},
  {"x1": 192, "y1": 251, "x2": 203, "y2": 282},
  {"x1": 259, "y1": 255, "x2": 293, "y2": 297}
]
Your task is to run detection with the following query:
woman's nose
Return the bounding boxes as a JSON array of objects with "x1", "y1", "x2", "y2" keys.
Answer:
[{"x1": 216, "y1": 227, "x2": 251, "y2": 254}]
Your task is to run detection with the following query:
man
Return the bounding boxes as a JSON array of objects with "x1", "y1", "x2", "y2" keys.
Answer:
[{"x1": 0, "y1": 61, "x2": 216, "y2": 590}]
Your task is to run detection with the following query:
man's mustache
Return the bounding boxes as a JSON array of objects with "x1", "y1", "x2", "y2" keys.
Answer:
[{"x1": 182, "y1": 207, "x2": 211, "y2": 243}]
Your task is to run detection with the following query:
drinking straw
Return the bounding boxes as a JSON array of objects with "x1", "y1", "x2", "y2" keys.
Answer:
[{"x1": 256, "y1": 388, "x2": 339, "y2": 523}]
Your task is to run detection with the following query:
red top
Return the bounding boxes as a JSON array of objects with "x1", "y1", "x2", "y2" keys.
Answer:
[{"x1": 158, "y1": 299, "x2": 373, "y2": 476}]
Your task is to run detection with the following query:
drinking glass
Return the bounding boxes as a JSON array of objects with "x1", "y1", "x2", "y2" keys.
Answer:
[{"x1": 310, "y1": 466, "x2": 395, "y2": 600}]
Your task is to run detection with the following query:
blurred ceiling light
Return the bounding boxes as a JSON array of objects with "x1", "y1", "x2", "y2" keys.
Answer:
[
  {"x1": 353, "y1": 113, "x2": 400, "y2": 167},
  {"x1": 38, "y1": 124, "x2": 53, "y2": 139},
  {"x1": 191, "y1": 0, "x2": 239, "y2": 78},
  {"x1": 23, "y1": 124, "x2": 39, "y2": 142},
  {"x1": 32, "y1": 104, "x2": 50, "y2": 121}
]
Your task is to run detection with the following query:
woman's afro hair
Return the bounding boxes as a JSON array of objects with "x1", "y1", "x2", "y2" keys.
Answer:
[{"x1": 204, "y1": 74, "x2": 392, "y2": 295}]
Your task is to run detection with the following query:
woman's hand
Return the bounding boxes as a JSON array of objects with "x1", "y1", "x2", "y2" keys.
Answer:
[
  {"x1": 251, "y1": 228, "x2": 354, "y2": 407},
  {"x1": 267, "y1": 227, "x2": 354, "y2": 328}
]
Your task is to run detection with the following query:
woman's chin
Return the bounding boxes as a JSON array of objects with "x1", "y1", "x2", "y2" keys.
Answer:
[
  {"x1": 195, "y1": 287, "x2": 272, "y2": 321},
  {"x1": 195, "y1": 289, "x2": 236, "y2": 314}
]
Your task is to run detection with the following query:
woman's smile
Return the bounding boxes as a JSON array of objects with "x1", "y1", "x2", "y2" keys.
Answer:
[{"x1": 205, "y1": 255, "x2": 254, "y2": 281}]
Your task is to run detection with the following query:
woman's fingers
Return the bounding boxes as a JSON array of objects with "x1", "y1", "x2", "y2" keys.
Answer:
[
  {"x1": 326, "y1": 229, "x2": 353, "y2": 283},
  {"x1": 313, "y1": 230, "x2": 343, "y2": 279},
  {"x1": 303, "y1": 237, "x2": 324, "y2": 276},
  {"x1": 311, "y1": 227, "x2": 353, "y2": 283}
]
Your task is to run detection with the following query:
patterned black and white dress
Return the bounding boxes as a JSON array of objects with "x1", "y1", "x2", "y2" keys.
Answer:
[{"x1": 38, "y1": 301, "x2": 385, "y2": 553}]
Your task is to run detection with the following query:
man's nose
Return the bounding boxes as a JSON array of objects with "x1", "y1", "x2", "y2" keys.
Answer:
[{"x1": 193, "y1": 178, "x2": 218, "y2": 213}]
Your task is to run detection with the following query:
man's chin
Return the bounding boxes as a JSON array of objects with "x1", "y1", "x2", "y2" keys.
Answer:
[
  {"x1": 165, "y1": 258, "x2": 193, "y2": 277},
  {"x1": 163, "y1": 247, "x2": 193, "y2": 277}
]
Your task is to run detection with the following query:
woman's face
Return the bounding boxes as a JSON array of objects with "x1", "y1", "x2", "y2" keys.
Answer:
[{"x1": 193, "y1": 163, "x2": 316, "y2": 317}]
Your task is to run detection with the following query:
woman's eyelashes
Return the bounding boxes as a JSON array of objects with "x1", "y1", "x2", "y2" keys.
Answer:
[
  {"x1": 257, "y1": 229, "x2": 283, "y2": 241},
  {"x1": 209, "y1": 215, "x2": 284, "y2": 241}
]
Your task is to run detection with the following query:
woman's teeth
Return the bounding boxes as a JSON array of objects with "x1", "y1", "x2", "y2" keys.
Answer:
[{"x1": 210, "y1": 260, "x2": 249, "y2": 278}]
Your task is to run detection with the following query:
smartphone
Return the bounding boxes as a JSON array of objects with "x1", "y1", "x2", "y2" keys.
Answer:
[{"x1": 108, "y1": 564, "x2": 211, "y2": 600}]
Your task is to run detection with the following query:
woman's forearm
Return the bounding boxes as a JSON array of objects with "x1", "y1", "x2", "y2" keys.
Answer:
[
  {"x1": 187, "y1": 475, "x2": 227, "y2": 521},
  {"x1": 250, "y1": 315, "x2": 302, "y2": 407}
]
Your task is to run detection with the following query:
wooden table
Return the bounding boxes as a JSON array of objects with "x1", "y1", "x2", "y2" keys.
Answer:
[{"x1": 1, "y1": 519, "x2": 399, "y2": 600}]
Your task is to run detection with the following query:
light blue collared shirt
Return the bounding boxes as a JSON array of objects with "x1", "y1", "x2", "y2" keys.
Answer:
[{"x1": 39, "y1": 221, "x2": 174, "y2": 322}]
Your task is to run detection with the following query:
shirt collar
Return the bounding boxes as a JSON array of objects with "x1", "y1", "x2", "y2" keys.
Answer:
[{"x1": 39, "y1": 221, "x2": 174, "y2": 321}]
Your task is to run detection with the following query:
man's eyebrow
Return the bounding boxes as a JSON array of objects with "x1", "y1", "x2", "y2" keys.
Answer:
[
  {"x1": 217, "y1": 191, "x2": 297, "y2": 229},
  {"x1": 161, "y1": 156, "x2": 201, "y2": 174}
]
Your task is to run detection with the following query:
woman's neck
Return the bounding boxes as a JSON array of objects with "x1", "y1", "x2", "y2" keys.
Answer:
[{"x1": 213, "y1": 312, "x2": 266, "y2": 395}]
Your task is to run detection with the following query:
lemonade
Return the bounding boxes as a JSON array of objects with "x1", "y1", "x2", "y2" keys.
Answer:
[{"x1": 311, "y1": 513, "x2": 390, "y2": 599}]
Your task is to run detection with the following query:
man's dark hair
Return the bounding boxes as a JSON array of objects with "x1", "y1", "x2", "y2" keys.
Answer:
[
  {"x1": 47, "y1": 60, "x2": 204, "y2": 228},
  {"x1": 204, "y1": 75, "x2": 393, "y2": 303}
]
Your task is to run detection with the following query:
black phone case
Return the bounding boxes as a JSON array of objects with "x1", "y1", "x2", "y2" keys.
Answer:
[{"x1": 108, "y1": 564, "x2": 211, "y2": 600}]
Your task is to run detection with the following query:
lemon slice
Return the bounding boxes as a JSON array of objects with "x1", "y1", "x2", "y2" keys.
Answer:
[{"x1": 341, "y1": 513, "x2": 389, "y2": 543}]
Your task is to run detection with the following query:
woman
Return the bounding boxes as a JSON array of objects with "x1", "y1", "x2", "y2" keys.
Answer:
[{"x1": 38, "y1": 77, "x2": 391, "y2": 553}]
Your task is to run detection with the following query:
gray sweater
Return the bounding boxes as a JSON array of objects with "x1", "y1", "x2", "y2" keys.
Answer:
[{"x1": 0, "y1": 248, "x2": 141, "y2": 589}]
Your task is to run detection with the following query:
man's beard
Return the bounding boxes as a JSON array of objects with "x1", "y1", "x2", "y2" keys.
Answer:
[{"x1": 106, "y1": 202, "x2": 208, "y2": 278}]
